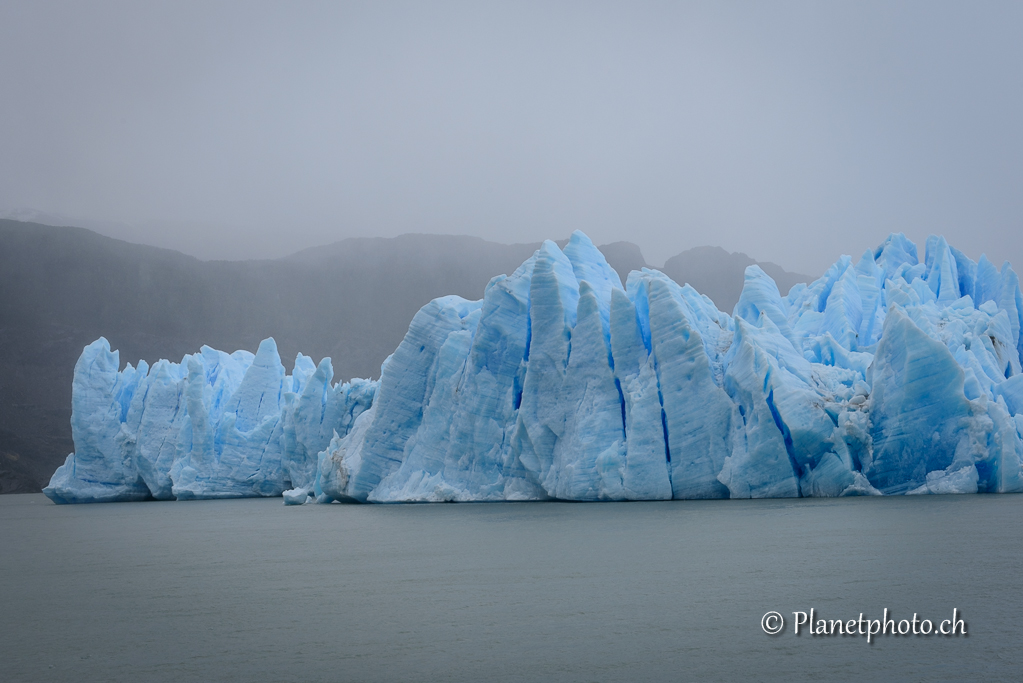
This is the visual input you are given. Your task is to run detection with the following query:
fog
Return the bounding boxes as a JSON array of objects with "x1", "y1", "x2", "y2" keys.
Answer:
[{"x1": 1, "y1": 1, "x2": 1020, "y2": 273}]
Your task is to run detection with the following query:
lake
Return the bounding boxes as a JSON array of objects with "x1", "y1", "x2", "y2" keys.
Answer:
[{"x1": 2, "y1": 493, "x2": 1020, "y2": 682}]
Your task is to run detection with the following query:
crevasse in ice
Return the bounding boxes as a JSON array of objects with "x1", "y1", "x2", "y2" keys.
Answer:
[{"x1": 45, "y1": 232, "x2": 1023, "y2": 504}]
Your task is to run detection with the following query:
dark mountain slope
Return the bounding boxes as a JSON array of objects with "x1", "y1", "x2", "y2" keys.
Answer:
[{"x1": 660, "y1": 245, "x2": 811, "y2": 311}]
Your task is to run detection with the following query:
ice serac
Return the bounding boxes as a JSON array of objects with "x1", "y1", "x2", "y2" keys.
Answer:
[
  {"x1": 513, "y1": 242, "x2": 579, "y2": 492},
  {"x1": 281, "y1": 356, "x2": 376, "y2": 503},
  {"x1": 342, "y1": 295, "x2": 482, "y2": 502},
  {"x1": 48, "y1": 230, "x2": 1023, "y2": 503},
  {"x1": 547, "y1": 281, "x2": 627, "y2": 500},
  {"x1": 645, "y1": 275, "x2": 734, "y2": 499},
  {"x1": 563, "y1": 230, "x2": 623, "y2": 343},
  {"x1": 414, "y1": 253, "x2": 537, "y2": 502},
  {"x1": 44, "y1": 338, "x2": 151, "y2": 503},
  {"x1": 719, "y1": 320, "x2": 799, "y2": 498},
  {"x1": 610, "y1": 288, "x2": 671, "y2": 500},
  {"x1": 368, "y1": 250, "x2": 536, "y2": 502},
  {"x1": 45, "y1": 337, "x2": 379, "y2": 504},
  {"x1": 865, "y1": 308, "x2": 971, "y2": 493},
  {"x1": 449, "y1": 255, "x2": 538, "y2": 496},
  {"x1": 325, "y1": 233, "x2": 637, "y2": 503},
  {"x1": 535, "y1": 234, "x2": 629, "y2": 500},
  {"x1": 132, "y1": 359, "x2": 189, "y2": 500},
  {"x1": 996, "y1": 375, "x2": 1023, "y2": 417},
  {"x1": 171, "y1": 338, "x2": 288, "y2": 499},
  {"x1": 367, "y1": 324, "x2": 478, "y2": 502}
]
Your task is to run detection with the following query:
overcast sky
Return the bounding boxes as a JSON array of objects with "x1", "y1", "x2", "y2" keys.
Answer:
[{"x1": 1, "y1": 1, "x2": 1020, "y2": 274}]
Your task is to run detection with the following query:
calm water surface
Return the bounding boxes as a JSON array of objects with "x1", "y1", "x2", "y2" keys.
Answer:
[{"x1": 2, "y1": 493, "x2": 1021, "y2": 682}]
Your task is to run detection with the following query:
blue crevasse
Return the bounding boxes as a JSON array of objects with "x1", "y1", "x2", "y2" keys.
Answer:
[{"x1": 46, "y1": 231, "x2": 1023, "y2": 503}]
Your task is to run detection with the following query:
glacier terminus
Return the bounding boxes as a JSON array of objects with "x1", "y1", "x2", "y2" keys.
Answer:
[{"x1": 44, "y1": 232, "x2": 1023, "y2": 504}]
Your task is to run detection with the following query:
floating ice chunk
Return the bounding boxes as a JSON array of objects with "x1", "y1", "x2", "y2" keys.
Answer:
[
  {"x1": 282, "y1": 487, "x2": 314, "y2": 505},
  {"x1": 906, "y1": 465, "x2": 979, "y2": 495}
]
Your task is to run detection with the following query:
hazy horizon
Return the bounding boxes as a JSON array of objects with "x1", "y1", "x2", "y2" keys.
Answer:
[
  {"x1": 1, "y1": 209, "x2": 812, "y2": 271},
  {"x1": 2, "y1": 1, "x2": 1021, "y2": 274}
]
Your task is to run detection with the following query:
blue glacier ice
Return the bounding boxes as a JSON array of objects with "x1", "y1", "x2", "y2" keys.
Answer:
[
  {"x1": 45, "y1": 231, "x2": 1023, "y2": 504},
  {"x1": 44, "y1": 338, "x2": 376, "y2": 504}
]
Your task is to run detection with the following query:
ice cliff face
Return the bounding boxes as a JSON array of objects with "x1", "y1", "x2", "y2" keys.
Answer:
[
  {"x1": 43, "y1": 338, "x2": 376, "y2": 504},
  {"x1": 45, "y1": 232, "x2": 1023, "y2": 504}
]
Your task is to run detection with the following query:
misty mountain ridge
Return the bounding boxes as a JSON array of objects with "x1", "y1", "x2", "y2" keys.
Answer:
[
  {"x1": 661, "y1": 245, "x2": 809, "y2": 315},
  {"x1": 0, "y1": 219, "x2": 809, "y2": 494}
]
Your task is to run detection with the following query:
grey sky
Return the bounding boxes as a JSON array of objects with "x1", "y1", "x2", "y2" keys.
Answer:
[{"x1": 1, "y1": 1, "x2": 1020, "y2": 274}]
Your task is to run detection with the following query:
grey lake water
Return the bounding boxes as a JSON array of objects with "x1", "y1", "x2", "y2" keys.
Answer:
[{"x1": 2, "y1": 493, "x2": 1021, "y2": 682}]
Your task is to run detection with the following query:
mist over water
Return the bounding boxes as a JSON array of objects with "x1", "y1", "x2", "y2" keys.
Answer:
[{"x1": 2, "y1": 493, "x2": 1019, "y2": 682}]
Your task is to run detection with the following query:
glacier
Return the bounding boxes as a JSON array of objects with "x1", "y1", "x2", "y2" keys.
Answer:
[
  {"x1": 44, "y1": 231, "x2": 1023, "y2": 504},
  {"x1": 43, "y1": 338, "x2": 376, "y2": 504}
]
